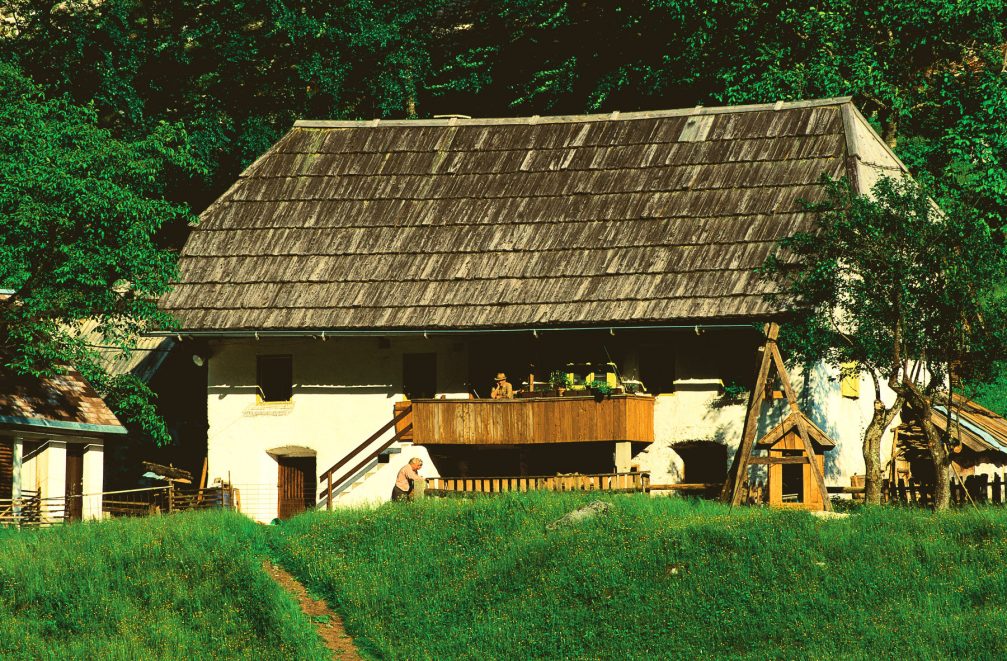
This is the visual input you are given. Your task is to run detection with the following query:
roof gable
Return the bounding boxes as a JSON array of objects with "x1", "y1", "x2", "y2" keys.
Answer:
[
  {"x1": 755, "y1": 411, "x2": 837, "y2": 450},
  {"x1": 162, "y1": 98, "x2": 889, "y2": 333}
]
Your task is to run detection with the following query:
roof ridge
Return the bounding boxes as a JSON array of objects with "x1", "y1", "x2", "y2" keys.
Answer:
[{"x1": 293, "y1": 97, "x2": 854, "y2": 129}]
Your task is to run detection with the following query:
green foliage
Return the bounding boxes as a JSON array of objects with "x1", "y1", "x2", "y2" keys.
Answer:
[
  {"x1": 720, "y1": 381, "x2": 748, "y2": 405},
  {"x1": 0, "y1": 63, "x2": 196, "y2": 443},
  {"x1": 0, "y1": 511, "x2": 327, "y2": 659},
  {"x1": 968, "y1": 361, "x2": 1007, "y2": 418},
  {"x1": 273, "y1": 494, "x2": 1007, "y2": 659},
  {"x1": 762, "y1": 174, "x2": 1007, "y2": 393},
  {"x1": 4, "y1": 2, "x2": 1005, "y2": 233},
  {"x1": 586, "y1": 379, "x2": 612, "y2": 396},
  {"x1": 548, "y1": 370, "x2": 572, "y2": 389}
]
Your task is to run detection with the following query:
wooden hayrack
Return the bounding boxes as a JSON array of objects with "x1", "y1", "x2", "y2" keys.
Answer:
[{"x1": 721, "y1": 323, "x2": 835, "y2": 512}]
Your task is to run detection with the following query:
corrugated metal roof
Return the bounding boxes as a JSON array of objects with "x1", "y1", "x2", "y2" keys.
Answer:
[{"x1": 162, "y1": 98, "x2": 875, "y2": 332}]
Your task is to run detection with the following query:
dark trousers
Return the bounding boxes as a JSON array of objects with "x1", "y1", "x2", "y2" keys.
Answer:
[{"x1": 391, "y1": 485, "x2": 411, "y2": 501}]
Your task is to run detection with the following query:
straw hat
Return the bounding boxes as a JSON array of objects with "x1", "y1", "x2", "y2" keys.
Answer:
[{"x1": 495, "y1": 372, "x2": 507, "y2": 381}]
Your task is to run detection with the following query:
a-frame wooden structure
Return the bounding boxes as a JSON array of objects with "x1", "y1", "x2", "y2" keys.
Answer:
[{"x1": 720, "y1": 323, "x2": 834, "y2": 512}]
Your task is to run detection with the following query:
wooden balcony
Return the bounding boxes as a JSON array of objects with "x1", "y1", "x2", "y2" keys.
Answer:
[{"x1": 408, "y1": 394, "x2": 654, "y2": 445}]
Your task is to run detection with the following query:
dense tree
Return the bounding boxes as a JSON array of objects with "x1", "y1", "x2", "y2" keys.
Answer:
[
  {"x1": 3, "y1": 2, "x2": 1005, "y2": 230},
  {"x1": 2, "y1": 0, "x2": 1006, "y2": 447},
  {"x1": 762, "y1": 175, "x2": 1007, "y2": 508},
  {"x1": 0, "y1": 63, "x2": 197, "y2": 443}
]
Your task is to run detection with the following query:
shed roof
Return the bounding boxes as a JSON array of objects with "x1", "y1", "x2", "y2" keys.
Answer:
[
  {"x1": 162, "y1": 98, "x2": 883, "y2": 333},
  {"x1": 0, "y1": 365, "x2": 126, "y2": 437}
]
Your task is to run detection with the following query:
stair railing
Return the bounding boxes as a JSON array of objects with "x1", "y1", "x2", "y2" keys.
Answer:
[{"x1": 318, "y1": 405, "x2": 413, "y2": 509}]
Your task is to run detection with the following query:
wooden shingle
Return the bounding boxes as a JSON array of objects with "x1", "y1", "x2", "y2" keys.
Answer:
[{"x1": 164, "y1": 99, "x2": 865, "y2": 331}]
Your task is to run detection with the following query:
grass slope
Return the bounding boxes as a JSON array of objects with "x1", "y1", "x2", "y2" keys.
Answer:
[
  {"x1": 0, "y1": 511, "x2": 328, "y2": 660},
  {"x1": 273, "y1": 494, "x2": 1007, "y2": 660}
]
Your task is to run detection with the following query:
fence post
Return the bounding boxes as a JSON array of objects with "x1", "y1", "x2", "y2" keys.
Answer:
[
  {"x1": 995, "y1": 473, "x2": 1004, "y2": 505},
  {"x1": 326, "y1": 474, "x2": 333, "y2": 511}
]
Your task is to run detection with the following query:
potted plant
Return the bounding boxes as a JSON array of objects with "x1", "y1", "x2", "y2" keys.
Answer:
[
  {"x1": 549, "y1": 370, "x2": 572, "y2": 396},
  {"x1": 587, "y1": 379, "x2": 613, "y2": 400},
  {"x1": 715, "y1": 381, "x2": 748, "y2": 408}
]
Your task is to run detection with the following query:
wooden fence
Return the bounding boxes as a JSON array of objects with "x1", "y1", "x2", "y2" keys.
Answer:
[
  {"x1": 426, "y1": 472, "x2": 650, "y2": 496},
  {"x1": 0, "y1": 485, "x2": 237, "y2": 529},
  {"x1": 886, "y1": 473, "x2": 1007, "y2": 507}
]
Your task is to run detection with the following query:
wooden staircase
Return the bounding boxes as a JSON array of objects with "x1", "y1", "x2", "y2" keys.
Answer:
[{"x1": 317, "y1": 404, "x2": 413, "y2": 509}]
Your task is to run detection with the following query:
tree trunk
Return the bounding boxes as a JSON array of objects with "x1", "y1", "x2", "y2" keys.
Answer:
[
  {"x1": 900, "y1": 383, "x2": 951, "y2": 510},
  {"x1": 862, "y1": 408, "x2": 885, "y2": 504},
  {"x1": 932, "y1": 459, "x2": 951, "y2": 510},
  {"x1": 882, "y1": 116, "x2": 898, "y2": 150}
]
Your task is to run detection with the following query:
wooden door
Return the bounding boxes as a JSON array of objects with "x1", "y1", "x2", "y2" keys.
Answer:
[
  {"x1": 0, "y1": 439, "x2": 12, "y2": 500},
  {"x1": 65, "y1": 445, "x2": 84, "y2": 522},
  {"x1": 277, "y1": 456, "x2": 316, "y2": 520}
]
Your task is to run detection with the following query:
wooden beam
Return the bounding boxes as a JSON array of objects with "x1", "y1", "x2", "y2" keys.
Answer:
[
  {"x1": 746, "y1": 455, "x2": 810, "y2": 465},
  {"x1": 650, "y1": 482, "x2": 723, "y2": 491},
  {"x1": 769, "y1": 342, "x2": 832, "y2": 512},
  {"x1": 142, "y1": 461, "x2": 193, "y2": 483},
  {"x1": 725, "y1": 323, "x2": 778, "y2": 505}
]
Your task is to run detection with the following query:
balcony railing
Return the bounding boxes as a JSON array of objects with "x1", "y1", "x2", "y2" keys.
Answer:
[
  {"x1": 409, "y1": 394, "x2": 655, "y2": 445},
  {"x1": 426, "y1": 471, "x2": 650, "y2": 495}
]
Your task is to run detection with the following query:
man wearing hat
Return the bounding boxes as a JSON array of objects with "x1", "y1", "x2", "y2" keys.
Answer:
[{"x1": 491, "y1": 372, "x2": 514, "y2": 399}]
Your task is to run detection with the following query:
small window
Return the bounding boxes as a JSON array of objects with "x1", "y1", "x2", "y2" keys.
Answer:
[{"x1": 257, "y1": 355, "x2": 293, "y2": 402}]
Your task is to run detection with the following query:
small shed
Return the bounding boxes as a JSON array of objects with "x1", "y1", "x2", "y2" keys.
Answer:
[{"x1": 756, "y1": 412, "x2": 836, "y2": 509}]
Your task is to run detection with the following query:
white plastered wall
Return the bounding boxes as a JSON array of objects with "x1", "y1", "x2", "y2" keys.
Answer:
[
  {"x1": 81, "y1": 442, "x2": 104, "y2": 520},
  {"x1": 845, "y1": 103, "x2": 912, "y2": 200},
  {"x1": 206, "y1": 336, "x2": 461, "y2": 522},
  {"x1": 633, "y1": 337, "x2": 903, "y2": 490},
  {"x1": 16, "y1": 437, "x2": 105, "y2": 521},
  {"x1": 207, "y1": 330, "x2": 905, "y2": 517}
]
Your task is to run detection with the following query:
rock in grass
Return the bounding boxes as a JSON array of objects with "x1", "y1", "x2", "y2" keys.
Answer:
[{"x1": 546, "y1": 500, "x2": 613, "y2": 531}]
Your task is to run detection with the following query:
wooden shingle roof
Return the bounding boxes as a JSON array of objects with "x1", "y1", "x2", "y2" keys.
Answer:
[
  {"x1": 0, "y1": 365, "x2": 126, "y2": 437},
  {"x1": 163, "y1": 98, "x2": 868, "y2": 332}
]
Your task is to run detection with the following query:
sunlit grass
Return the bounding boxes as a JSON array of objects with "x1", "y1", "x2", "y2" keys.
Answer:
[
  {"x1": 274, "y1": 494, "x2": 1007, "y2": 660},
  {"x1": 0, "y1": 511, "x2": 327, "y2": 660}
]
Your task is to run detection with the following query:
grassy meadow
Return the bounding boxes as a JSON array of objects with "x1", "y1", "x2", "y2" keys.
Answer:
[
  {"x1": 3, "y1": 497, "x2": 1007, "y2": 659},
  {"x1": 0, "y1": 511, "x2": 327, "y2": 660},
  {"x1": 273, "y1": 494, "x2": 1007, "y2": 660}
]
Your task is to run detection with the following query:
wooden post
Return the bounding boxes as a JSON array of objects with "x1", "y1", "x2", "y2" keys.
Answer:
[
  {"x1": 167, "y1": 482, "x2": 175, "y2": 515},
  {"x1": 326, "y1": 473, "x2": 333, "y2": 511},
  {"x1": 196, "y1": 457, "x2": 208, "y2": 506},
  {"x1": 994, "y1": 473, "x2": 1003, "y2": 505},
  {"x1": 724, "y1": 324, "x2": 777, "y2": 504}
]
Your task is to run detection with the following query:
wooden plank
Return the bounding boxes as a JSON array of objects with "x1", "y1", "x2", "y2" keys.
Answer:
[
  {"x1": 411, "y1": 396, "x2": 654, "y2": 445},
  {"x1": 747, "y1": 455, "x2": 810, "y2": 465}
]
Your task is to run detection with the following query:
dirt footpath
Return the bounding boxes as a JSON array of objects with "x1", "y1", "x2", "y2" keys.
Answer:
[{"x1": 265, "y1": 560, "x2": 363, "y2": 660}]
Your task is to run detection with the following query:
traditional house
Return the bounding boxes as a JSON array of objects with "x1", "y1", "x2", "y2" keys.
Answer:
[
  {"x1": 159, "y1": 97, "x2": 917, "y2": 521},
  {"x1": 0, "y1": 364, "x2": 124, "y2": 521}
]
